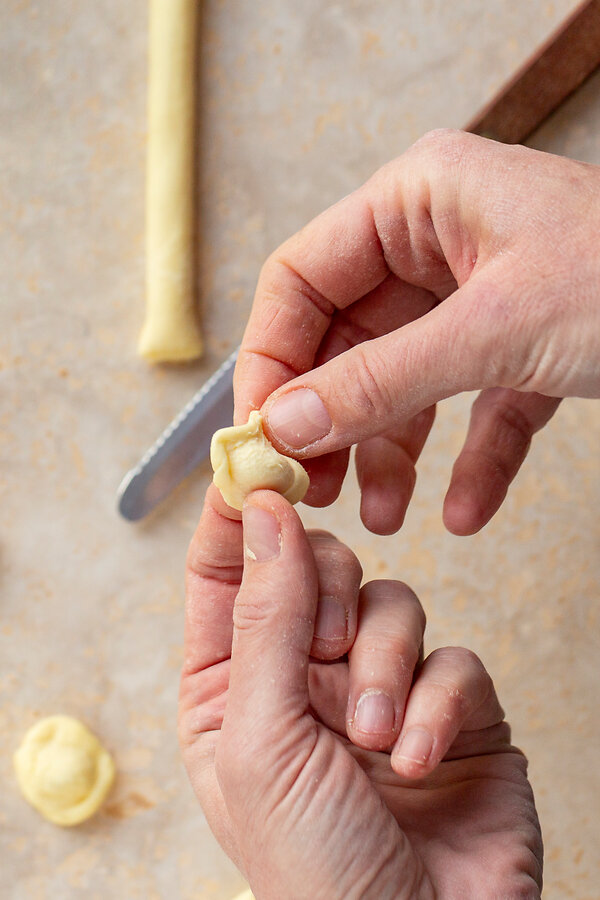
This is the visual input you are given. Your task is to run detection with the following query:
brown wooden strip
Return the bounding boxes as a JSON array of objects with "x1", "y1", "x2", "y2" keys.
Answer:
[{"x1": 465, "y1": 0, "x2": 600, "y2": 143}]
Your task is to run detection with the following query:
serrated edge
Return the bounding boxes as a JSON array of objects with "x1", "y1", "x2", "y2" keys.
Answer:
[{"x1": 117, "y1": 346, "x2": 238, "y2": 498}]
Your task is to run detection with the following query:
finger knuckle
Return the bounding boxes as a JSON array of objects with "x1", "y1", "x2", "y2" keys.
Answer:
[
  {"x1": 359, "y1": 635, "x2": 407, "y2": 661},
  {"x1": 430, "y1": 645, "x2": 493, "y2": 707},
  {"x1": 411, "y1": 127, "x2": 469, "y2": 163},
  {"x1": 178, "y1": 708, "x2": 214, "y2": 754},
  {"x1": 343, "y1": 344, "x2": 393, "y2": 419},
  {"x1": 232, "y1": 585, "x2": 277, "y2": 633},
  {"x1": 307, "y1": 528, "x2": 337, "y2": 541},
  {"x1": 258, "y1": 249, "x2": 284, "y2": 291},
  {"x1": 443, "y1": 682, "x2": 471, "y2": 718},
  {"x1": 467, "y1": 392, "x2": 535, "y2": 486},
  {"x1": 177, "y1": 708, "x2": 194, "y2": 751},
  {"x1": 178, "y1": 659, "x2": 231, "y2": 746},
  {"x1": 314, "y1": 539, "x2": 362, "y2": 585},
  {"x1": 490, "y1": 399, "x2": 533, "y2": 455},
  {"x1": 432, "y1": 644, "x2": 482, "y2": 672}
]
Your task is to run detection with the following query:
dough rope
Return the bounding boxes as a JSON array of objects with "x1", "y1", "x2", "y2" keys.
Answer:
[{"x1": 138, "y1": 0, "x2": 203, "y2": 363}]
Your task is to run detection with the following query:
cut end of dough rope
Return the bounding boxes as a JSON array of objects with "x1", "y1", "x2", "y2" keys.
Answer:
[
  {"x1": 210, "y1": 411, "x2": 310, "y2": 510},
  {"x1": 137, "y1": 315, "x2": 204, "y2": 363}
]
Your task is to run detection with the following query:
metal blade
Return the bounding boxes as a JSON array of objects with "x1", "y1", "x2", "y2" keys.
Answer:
[{"x1": 117, "y1": 347, "x2": 238, "y2": 520}]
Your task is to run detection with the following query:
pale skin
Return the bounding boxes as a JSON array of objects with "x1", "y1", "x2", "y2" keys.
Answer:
[
  {"x1": 179, "y1": 133, "x2": 600, "y2": 895},
  {"x1": 179, "y1": 486, "x2": 543, "y2": 899},
  {"x1": 234, "y1": 130, "x2": 600, "y2": 535}
]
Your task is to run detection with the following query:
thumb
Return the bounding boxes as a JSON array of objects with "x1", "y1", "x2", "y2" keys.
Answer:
[
  {"x1": 262, "y1": 275, "x2": 501, "y2": 456},
  {"x1": 224, "y1": 490, "x2": 319, "y2": 733}
]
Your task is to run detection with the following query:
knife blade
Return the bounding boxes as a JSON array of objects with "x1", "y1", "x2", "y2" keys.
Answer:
[{"x1": 117, "y1": 347, "x2": 237, "y2": 520}]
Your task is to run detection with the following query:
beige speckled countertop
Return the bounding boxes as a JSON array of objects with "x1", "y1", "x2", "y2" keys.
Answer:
[{"x1": 1, "y1": 1, "x2": 599, "y2": 897}]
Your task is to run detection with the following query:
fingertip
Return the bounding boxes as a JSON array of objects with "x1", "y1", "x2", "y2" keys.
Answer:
[
  {"x1": 348, "y1": 730, "x2": 397, "y2": 754},
  {"x1": 308, "y1": 531, "x2": 361, "y2": 660},
  {"x1": 242, "y1": 487, "x2": 293, "y2": 516},
  {"x1": 391, "y1": 727, "x2": 436, "y2": 779},
  {"x1": 301, "y1": 451, "x2": 349, "y2": 508},
  {"x1": 442, "y1": 486, "x2": 484, "y2": 535},
  {"x1": 264, "y1": 387, "x2": 333, "y2": 451},
  {"x1": 303, "y1": 488, "x2": 341, "y2": 509},
  {"x1": 186, "y1": 484, "x2": 244, "y2": 577},
  {"x1": 360, "y1": 487, "x2": 407, "y2": 535},
  {"x1": 390, "y1": 755, "x2": 436, "y2": 780},
  {"x1": 356, "y1": 438, "x2": 417, "y2": 536},
  {"x1": 443, "y1": 476, "x2": 501, "y2": 535},
  {"x1": 444, "y1": 388, "x2": 560, "y2": 536},
  {"x1": 347, "y1": 689, "x2": 398, "y2": 752},
  {"x1": 242, "y1": 503, "x2": 282, "y2": 563},
  {"x1": 311, "y1": 633, "x2": 353, "y2": 662},
  {"x1": 241, "y1": 489, "x2": 309, "y2": 562},
  {"x1": 207, "y1": 482, "x2": 243, "y2": 521},
  {"x1": 311, "y1": 595, "x2": 352, "y2": 659}
]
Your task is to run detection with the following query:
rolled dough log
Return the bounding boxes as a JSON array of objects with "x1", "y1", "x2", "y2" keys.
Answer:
[
  {"x1": 138, "y1": 0, "x2": 203, "y2": 363},
  {"x1": 210, "y1": 411, "x2": 309, "y2": 510},
  {"x1": 13, "y1": 715, "x2": 115, "y2": 826}
]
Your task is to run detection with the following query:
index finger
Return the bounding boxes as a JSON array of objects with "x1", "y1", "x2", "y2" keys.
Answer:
[
  {"x1": 233, "y1": 131, "x2": 467, "y2": 425},
  {"x1": 233, "y1": 188, "x2": 390, "y2": 424}
]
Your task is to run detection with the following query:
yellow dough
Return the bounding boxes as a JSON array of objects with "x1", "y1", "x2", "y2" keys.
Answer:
[
  {"x1": 231, "y1": 890, "x2": 255, "y2": 900},
  {"x1": 138, "y1": 0, "x2": 203, "y2": 363},
  {"x1": 211, "y1": 411, "x2": 309, "y2": 511},
  {"x1": 13, "y1": 715, "x2": 115, "y2": 826}
]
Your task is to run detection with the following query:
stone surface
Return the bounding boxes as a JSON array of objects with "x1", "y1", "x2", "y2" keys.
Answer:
[{"x1": 1, "y1": 0, "x2": 599, "y2": 897}]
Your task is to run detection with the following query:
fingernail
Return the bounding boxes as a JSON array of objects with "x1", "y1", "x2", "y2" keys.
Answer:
[
  {"x1": 396, "y1": 728, "x2": 433, "y2": 765},
  {"x1": 267, "y1": 389, "x2": 332, "y2": 449},
  {"x1": 243, "y1": 506, "x2": 281, "y2": 562},
  {"x1": 354, "y1": 690, "x2": 395, "y2": 734},
  {"x1": 314, "y1": 596, "x2": 348, "y2": 642}
]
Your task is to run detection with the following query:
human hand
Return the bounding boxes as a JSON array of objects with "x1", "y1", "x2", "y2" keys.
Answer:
[
  {"x1": 234, "y1": 130, "x2": 600, "y2": 535},
  {"x1": 179, "y1": 486, "x2": 542, "y2": 899}
]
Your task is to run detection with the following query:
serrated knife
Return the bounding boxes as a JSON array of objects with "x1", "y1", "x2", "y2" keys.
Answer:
[{"x1": 117, "y1": 347, "x2": 237, "y2": 520}]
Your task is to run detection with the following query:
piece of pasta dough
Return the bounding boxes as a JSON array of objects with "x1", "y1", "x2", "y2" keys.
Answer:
[
  {"x1": 211, "y1": 411, "x2": 309, "y2": 510},
  {"x1": 231, "y1": 889, "x2": 255, "y2": 900},
  {"x1": 13, "y1": 715, "x2": 115, "y2": 826},
  {"x1": 138, "y1": 0, "x2": 203, "y2": 363}
]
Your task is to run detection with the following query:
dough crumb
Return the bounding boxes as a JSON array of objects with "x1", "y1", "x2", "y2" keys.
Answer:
[
  {"x1": 210, "y1": 411, "x2": 309, "y2": 510},
  {"x1": 13, "y1": 715, "x2": 115, "y2": 826}
]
